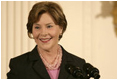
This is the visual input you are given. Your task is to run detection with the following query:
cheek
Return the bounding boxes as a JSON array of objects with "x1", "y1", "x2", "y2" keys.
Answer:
[
  {"x1": 50, "y1": 29, "x2": 60, "y2": 38},
  {"x1": 32, "y1": 31, "x2": 39, "y2": 44},
  {"x1": 32, "y1": 30, "x2": 39, "y2": 38}
]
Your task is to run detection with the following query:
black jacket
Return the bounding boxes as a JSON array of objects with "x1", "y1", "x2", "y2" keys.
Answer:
[{"x1": 7, "y1": 45, "x2": 86, "y2": 79}]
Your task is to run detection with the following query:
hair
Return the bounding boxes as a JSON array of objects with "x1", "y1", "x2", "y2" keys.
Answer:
[{"x1": 26, "y1": 1, "x2": 67, "y2": 40}]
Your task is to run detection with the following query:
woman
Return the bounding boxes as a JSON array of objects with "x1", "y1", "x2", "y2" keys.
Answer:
[{"x1": 7, "y1": 1, "x2": 86, "y2": 79}]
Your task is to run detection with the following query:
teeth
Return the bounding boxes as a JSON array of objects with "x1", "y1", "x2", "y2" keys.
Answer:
[{"x1": 40, "y1": 38, "x2": 51, "y2": 41}]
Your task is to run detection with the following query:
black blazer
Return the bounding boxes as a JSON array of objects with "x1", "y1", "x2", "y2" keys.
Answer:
[{"x1": 7, "y1": 45, "x2": 86, "y2": 79}]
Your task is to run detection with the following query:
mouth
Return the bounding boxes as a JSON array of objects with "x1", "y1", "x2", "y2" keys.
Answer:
[{"x1": 39, "y1": 38, "x2": 52, "y2": 43}]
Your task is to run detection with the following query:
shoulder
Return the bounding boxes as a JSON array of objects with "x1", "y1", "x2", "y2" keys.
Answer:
[
  {"x1": 9, "y1": 52, "x2": 31, "y2": 67},
  {"x1": 66, "y1": 51, "x2": 86, "y2": 65},
  {"x1": 68, "y1": 52, "x2": 85, "y2": 62},
  {"x1": 61, "y1": 45, "x2": 86, "y2": 65},
  {"x1": 12, "y1": 52, "x2": 30, "y2": 60},
  {"x1": 9, "y1": 45, "x2": 38, "y2": 65}
]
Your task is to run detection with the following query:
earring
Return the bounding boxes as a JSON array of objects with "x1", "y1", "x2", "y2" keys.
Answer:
[
  {"x1": 31, "y1": 34, "x2": 34, "y2": 39},
  {"x1": 28, "y1": 33, "x2": 34, "y2": 39}
]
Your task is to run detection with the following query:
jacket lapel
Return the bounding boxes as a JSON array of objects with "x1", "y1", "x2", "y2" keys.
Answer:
[
  {"x1": 29, "y1": 45, "x2": 50, "y2": 79},
  {"x1": 33, "y1": 60, "x2": 50, "y2": 79},
  {"x1": 58, "y1": 46, "x2": 73, "y2": 79},
  {"x1": 58, "y1": 59, "x2": 70, "y2": 79}
]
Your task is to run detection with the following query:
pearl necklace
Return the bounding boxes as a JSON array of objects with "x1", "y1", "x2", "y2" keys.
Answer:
[{"x1": 38, "y1": 45, "x2": 62, "y2": 70}]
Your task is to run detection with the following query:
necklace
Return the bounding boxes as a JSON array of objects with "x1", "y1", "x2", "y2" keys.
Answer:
[{"x1": 38, "y1": 45, "x2": 62, "y2": 70}]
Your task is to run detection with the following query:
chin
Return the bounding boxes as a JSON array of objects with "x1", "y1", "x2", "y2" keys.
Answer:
[
  {"x1": 39, "y1": 44, "x2": 52, "y2": 51},
  {"x1": 37, "y1": 39, "x2": 58, "y2": 51}
]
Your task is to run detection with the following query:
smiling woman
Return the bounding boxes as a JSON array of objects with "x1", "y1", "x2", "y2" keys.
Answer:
[
  {"x1": 2, "y1": 1, "x2": 117, "y2": 79},
  {"x1": 32, "y1": 13, "x2": 62, "y2": 51},
  {"x1": 6, "y1": 1, "x2": 87, "y2": 79}
]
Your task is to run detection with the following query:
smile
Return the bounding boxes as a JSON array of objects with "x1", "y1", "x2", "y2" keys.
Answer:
[{"x1": 39, "y1": 38, "x2": 52, "y2": 43}]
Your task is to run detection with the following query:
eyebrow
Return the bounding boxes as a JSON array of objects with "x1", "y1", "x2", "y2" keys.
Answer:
[
  {"x1": 46, "y1": 23, "x2": 54, "y2": 25},
  {"x1": 33, "y1": 23, "x2": 40, "y2": 26},
  {"x1": 33, "y1": 23, "x2": 54, "y2": 26}
]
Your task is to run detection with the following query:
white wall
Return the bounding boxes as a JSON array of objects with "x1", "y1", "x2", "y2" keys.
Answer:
[{"x1": 1, "y1": 1, "x2": 117, "y2": 79}]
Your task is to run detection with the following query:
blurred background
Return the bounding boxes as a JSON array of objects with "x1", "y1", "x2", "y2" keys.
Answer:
[{"x1": 1, "y1": 1, "x2": 117, "y2": 79}]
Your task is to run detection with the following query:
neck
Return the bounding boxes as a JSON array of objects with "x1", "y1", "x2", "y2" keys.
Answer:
[{"x1": 37, "y1": 44, "x2": 59, "y2": 63}]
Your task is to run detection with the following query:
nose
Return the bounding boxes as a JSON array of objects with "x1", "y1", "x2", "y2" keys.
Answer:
[{"x1": 40, "y1": 27, "x2": 48, "y2": 37}]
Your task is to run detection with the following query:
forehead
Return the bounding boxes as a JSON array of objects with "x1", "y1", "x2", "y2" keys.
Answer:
[{"x1": 36, "y1": 13, "x2": 55, "y2": 25}]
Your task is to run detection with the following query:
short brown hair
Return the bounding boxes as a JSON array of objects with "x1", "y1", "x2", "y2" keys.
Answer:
[{"x1": 26, "y1": 1, "x2": 67, "y2": 40}]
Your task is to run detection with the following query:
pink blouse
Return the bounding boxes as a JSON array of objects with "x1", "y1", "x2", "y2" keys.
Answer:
[{"x1": 47, "y1": 68, "x2": 60, "y2": 79}]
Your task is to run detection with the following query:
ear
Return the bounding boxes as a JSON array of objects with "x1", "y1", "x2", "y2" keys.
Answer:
[
  {"x1": 60, "y1": 29, "x2": 63, "y2": 34},
  {"x1": 59, "y1": 26, "x2": 63, "y2": 34}
]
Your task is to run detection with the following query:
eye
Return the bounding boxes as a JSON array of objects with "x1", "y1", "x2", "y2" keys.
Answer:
[
  {"x1": 47, "y1": 25, "x2": 53, "y2": 28},
  {"x1": 35, "y1": 26, "x2": 40, "y2": 29}
]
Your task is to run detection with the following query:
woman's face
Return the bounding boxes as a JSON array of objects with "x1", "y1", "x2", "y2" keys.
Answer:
[{"x1": 32, "y1": 13, "x2": 62, "y2": 51}]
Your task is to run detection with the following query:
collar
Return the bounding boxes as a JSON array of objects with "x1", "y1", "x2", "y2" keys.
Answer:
[{"x1": 29, "y1": 45, "x2": 73, "y2": 62}]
